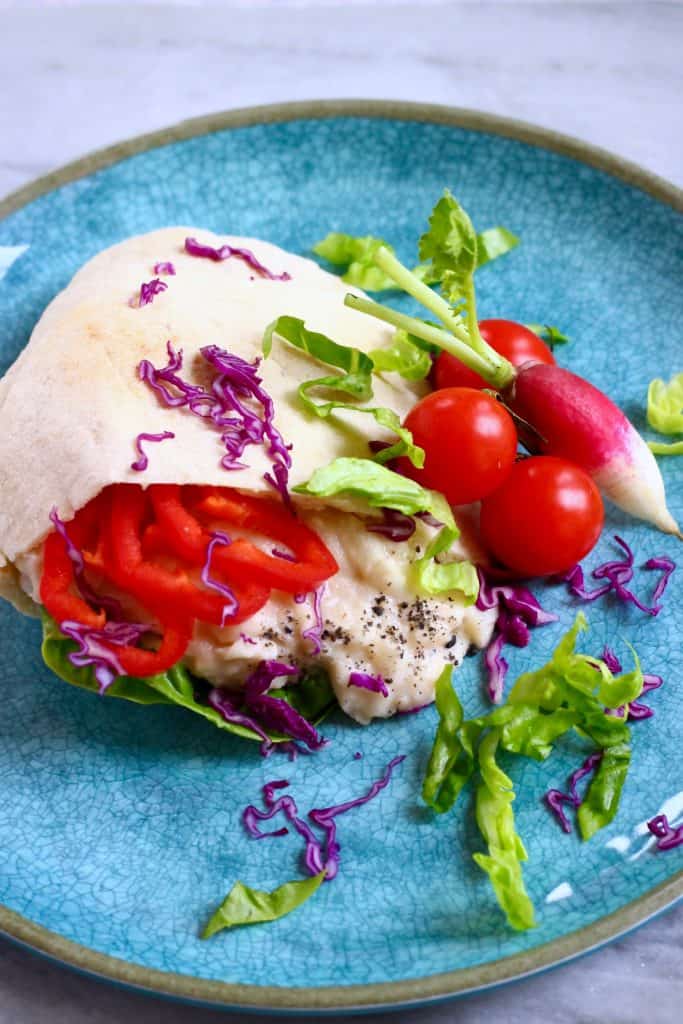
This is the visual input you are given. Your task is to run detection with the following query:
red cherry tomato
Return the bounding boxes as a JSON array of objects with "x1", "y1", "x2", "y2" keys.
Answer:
[
  {"x1": 434, "y1": 319, "x2": 555, "y2": 391},
  {"x1": 479, "y1": 455, "x2": 604, "y2": 577},
  {"x1": 397, "y1": 387, "x2": 518, "y2": 506}
]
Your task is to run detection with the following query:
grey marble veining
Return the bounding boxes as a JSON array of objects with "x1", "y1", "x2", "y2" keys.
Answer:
[{"x1": 0, "y1": 2, "x2": 681, "y2": 1023}]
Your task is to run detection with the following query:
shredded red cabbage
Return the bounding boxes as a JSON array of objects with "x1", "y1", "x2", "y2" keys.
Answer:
[
  {"x1": 272, "y1": 547, "x2": 297, "y2": 562},
  {"x1": 201, "y1": 531, "x2": 238, "y2": 625},
  {"x1": 366, "y1": 508, "x2": 416, "y2": 542},
  {"x1": 476, "y1": 568, "x2": 558, "y2": 703},
  {"x1": 556, "y1": 536, "x2": 675, "y2": 615},
  {"x1": 545, "y1": 752, "x2": 603, "y2": 834},
  {"x1": 239, "y1": 632, "x2": 258, "y2": 646},
  {"x1": 153, "y1": 261, "x2": 176, "y2": 276},
  {"x1": 132, "y1": 278, "x2": 168, "y2": 308},
  {"x1": 243, "y1": 660, "x2": 326, "y2": 751},
  {"x1": 242, "y1": 755, "x2": 405, "y2": 879},
  {"x1": 60, "y1": 619, "x2": 151, "y2": 696},
  {"x1": 138, "y1": 341, "x2": 292, "y2": 505},
  {"x1": 600, "y1": 646, "x2": 663, "y2": 721},
  {"x1": 647, "y1": 814, "x2": 683, "y2": 851},
  {"x1": 348, "y1": 671, "x2": 389, "y2": 697},
  {"x1": 130, "y1": 430, "x2": 175, "y2": 472},
  {"x1": 301, "y1": 584, "x2": 326, "y2": 655},
  {"x1": 184, "y1": 236, "x2": 291, "y2": 281}
]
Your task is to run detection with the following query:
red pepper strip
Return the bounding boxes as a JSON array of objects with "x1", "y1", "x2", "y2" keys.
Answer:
[
  {"x1": 99, "y1": 485, "x2": 269, "y2": 626},
  {"x1": 115, "y1": 618, "x2": 192, "y2": 677},
  {"x1": 40, "y1": 508, "x2": 105, "y2": 629},
  {"x1": 179, "y1": 486, "x2": 338, "y2": 594}
]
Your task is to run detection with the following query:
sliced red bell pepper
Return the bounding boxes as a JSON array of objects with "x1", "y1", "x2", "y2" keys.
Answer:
[
  {"x1": 99, "y1": 485, "x2": 270, "y2": 626},
  {"x1": 155, "y1": 484, "x2": 338, "y2": 594}
]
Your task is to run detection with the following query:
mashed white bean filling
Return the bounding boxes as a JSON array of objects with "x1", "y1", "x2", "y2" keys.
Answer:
[{"x1": 184, "y1": 507, "x2": 496, "y2": 724}]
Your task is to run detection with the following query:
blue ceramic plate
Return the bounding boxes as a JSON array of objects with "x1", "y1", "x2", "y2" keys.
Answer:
[{"x1": 0, "y1": 102, "x2": 681, "y2": 1014}]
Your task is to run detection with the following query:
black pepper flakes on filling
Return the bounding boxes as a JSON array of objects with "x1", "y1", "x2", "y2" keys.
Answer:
[{"x1": 444, "y1": 635, "x2": 458, "y2": 650}]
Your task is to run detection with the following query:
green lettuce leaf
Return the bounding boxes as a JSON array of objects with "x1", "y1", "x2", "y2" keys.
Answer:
[
  {"x1": 413, "y1": 525, "x2": 479, "y2": 603},
  {"x1": 647, "y1": 372, "x2": 683, "y2": 454},
  {"x1": 475, "y1": 226, "x2": 520, "y2": 267},
  {"x1": 202, "y1": 872, "x2": 326, "y2": 938},
  {"x1": 472, "y1": 730, "x2": 536, "y2": 931},
  {"x1": 263, "y1": 315, "x2": 424, "y2": 467},
  {"x1": 422, "y1": 665, "x2": 479, "y2": 813},
  {"x1": 577, "y1": 743, "x2": 631, "y2": 841},
  {"x1": 313, "y1": 222, "x2": 517, "y2": 293},
  {"x1": 313, "y1": 233, "x2": 397, "y2": 291},
  {"x1": 421, "y1": 617, "x2": 645, "y2": 931},
  {"x1": 41, "y1": 614, "x2": 336, "y2": 744},
  {"x1": 418, "y1": 190, "x2": 478, "y2": 305},
  {"x1": 368, "y1": 334, "x2": 432, "y2": 381},
  {"x1": 294, "y1": 456, "x2": 455, "y2": 528},
  {"x1": 526, "y1": 323, "x2": 570, "y2": 347},
  {"x1": 648, "y1": 440, "x2": 683, "y2": 455},
  {"x1": 647, "y1": 372, "x2": 683, "y2": 435}
]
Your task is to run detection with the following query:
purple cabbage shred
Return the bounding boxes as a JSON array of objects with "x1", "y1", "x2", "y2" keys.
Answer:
[
  {"x1": 556, "y1": 536, "x2": 675, "y2": 615},
  {"x1": 545, "y1": 752, "x2": 603, "y2": 834},
  {"x1": 348, "y1": 671, "x2": 389, "y2": 697},
  {"x1": 366, "y1": 508, "x2": 416, "y2": 542},
  {"x1": 130, "y1": 430, "x2": 175, "y2": 472},
  {"x1": 647, "y1": 814, "x2": 683, "y2": 851},
  {"x1": 184, "y1": 236, "x2": 291, "y2": 281},
  {"x1": 133, "y1": 278, "x2": 168, "y2": 308},
  {"x1": 476, "y1": 567, "x2": 558, "y2": 703},
  {"x1": 201, "y1": 530, "x2": 238, "y2": 624},
  {"x1": 600, "y1": 645, "x2": 663, "y2": 721},
  {"x1": 153, "y1": 261, "x2": 176, "y2": 276},
  {"x1": 242, "y1": 755, "x2": 405, "y2": 879},
  {"x1": 60, "y1": 619, "x2": 151, "y2": 696},
  {"x1": 138, "y1": 341, "x2": 292, "y2": 505},
  {"x1": 301, "y1": 584, "x2": 326, "y2": 655}
]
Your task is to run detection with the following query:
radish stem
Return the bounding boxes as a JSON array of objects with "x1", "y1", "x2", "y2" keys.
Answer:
[
  {"x1": 344, "y1": 293, "x2": 515, "y2": 391},
  {"x1": 374, "y1": 246, "x2": 507, "y2": 369}
]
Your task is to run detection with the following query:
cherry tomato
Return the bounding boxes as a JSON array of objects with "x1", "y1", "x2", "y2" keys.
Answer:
[
  {"x1": 397, "y1": 387, "x2": 518, "y2": 505},
  {"x1": 479, "y1": 455, "x2": 604, "y2": 577},
  {"x1": 434, "y1": 319, "x2": 555, "y2": 390}
]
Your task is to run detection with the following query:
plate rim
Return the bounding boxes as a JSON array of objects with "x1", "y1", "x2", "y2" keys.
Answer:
[{"x1": 1, "y1": 98, "x2": 681, "y2": 1013}]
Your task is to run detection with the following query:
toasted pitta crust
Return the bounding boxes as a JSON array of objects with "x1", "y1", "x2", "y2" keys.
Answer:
[{"x1": 0, "y1": 228, "x2": 423, "y2": 563}]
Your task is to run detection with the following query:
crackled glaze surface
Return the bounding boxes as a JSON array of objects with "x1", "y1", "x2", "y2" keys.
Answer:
[{"x1": 0, "y1": 115, "x2": 681, "y2": 993}]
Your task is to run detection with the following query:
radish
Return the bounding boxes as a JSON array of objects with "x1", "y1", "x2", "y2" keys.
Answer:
[{"x1": 344, "y1": 191, "x2": 680, "y2": 538}]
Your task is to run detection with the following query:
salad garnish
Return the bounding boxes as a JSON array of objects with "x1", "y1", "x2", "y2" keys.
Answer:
[
  {"x1": 423, "y1": 615, "x2": 647, "y2": 928},
  {"x1": 130, "y1": 430, "x2": 175, "y2": 472},
  {"x1": 647, "y1": 814, "x2": 683, "y2": 851},
  {"x1": 134, "y1": 277, "x2": 167, "y2": 308},
  {"x1": 153, "y1": 261, "x2": 175, "y2": 275},
  {"x1": 312, "y1": 223, "x2": 518, "y2": 292},
  {"x1": 647, "y1": 371, "x2": 683, "y2": 455},
  {"x1": 138, "y1": 341, "x2": 292, "y2": 504},
  {"x1": 348, "y1": 671, "x2": 388, "y2": 696},
  {"x1": 263, "y1": 315, "x2": 424, "y2": 468},
  {"x1": 184, "y1": 236, "x2": 291, "y2": 281},
  {"x1": 556, "y1": 535, "x2": 676, "y2": 615},
  {"x1": 203, "y1": 756, "x2": 406, "y2": 936}
]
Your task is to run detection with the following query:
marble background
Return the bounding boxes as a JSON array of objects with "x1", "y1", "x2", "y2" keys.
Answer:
[{"x1": 0, "y1": 2, "x2": 681, "y2": 1022}]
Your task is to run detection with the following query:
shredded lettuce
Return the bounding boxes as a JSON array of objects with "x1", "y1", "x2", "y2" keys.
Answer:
[
  {"x1": 312, "y1": 223, "x2": 517, "y2": 292},
  {"x1": 263, "y1": 315, "x2": 424, "y2": 467},
  {"x1": 422, "y1": 615, "x2": 645, "y2": 930},
  {"x1": 41, "y1": 614, "x2": 335, "y2": 745},
  {"x1": 647, "y1": 372, "x2": 683, "y2": 454},
  {"x1": 368, "y1": 333, "x2": 432, "y2": 381},
  {"x1": 202, "y1": 872, "x2": 325, "y2": 937},
  {"x1": 413, "y1": 526, "x2": 479, "y2": 604},
  {"x1": 526, "y1": 323, "x2": 570, "y2": 347},
  {"x1": 472, "y1": 730, "x2": 536, "y2": 931},
  {"x1": 294, "y1": 458, "x2": 477, "y2": 600}
]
